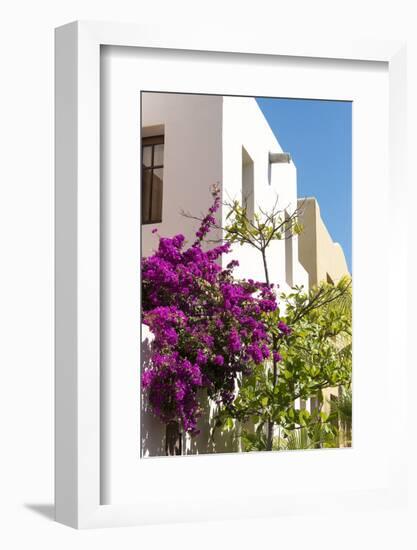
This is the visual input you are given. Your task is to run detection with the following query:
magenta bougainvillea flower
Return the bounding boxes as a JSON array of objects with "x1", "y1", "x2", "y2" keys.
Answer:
[
  {"x1": 278, "y1": 320, "x2": 292, "y2": 336},
  {"x1": 141, "y1": 189, "x2": 284, "y2": 435}
]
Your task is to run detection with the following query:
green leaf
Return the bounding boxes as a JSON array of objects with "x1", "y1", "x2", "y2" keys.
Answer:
[{"x1": 225, "y1": 418, "x2": 234, "y2": 430}]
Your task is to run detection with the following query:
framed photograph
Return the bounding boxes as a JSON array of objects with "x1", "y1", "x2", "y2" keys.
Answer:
[{"x1": 55, "y1": 21, "x2": 407, "y2": 528}]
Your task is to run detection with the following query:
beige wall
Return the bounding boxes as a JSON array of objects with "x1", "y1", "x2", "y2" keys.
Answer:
[
  {"x1": 296, "y1": 198, "x2": 350, "y2": 419},
  {"x1": 297, "y1": 197, "x2": 350, "y2": 288}
]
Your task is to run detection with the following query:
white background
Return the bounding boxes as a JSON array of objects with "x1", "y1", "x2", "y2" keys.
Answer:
[
  {"x1": 103, "y1": 47, "x2": 392, "y2": 507},
  {"x1": 1, "y1": 1, "x2": 416, "y2": 548}
]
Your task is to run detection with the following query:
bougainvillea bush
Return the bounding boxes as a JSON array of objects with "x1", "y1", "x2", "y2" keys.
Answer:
[{"x1": 141, "y1": 189, "x2": 289, "y2": 435}]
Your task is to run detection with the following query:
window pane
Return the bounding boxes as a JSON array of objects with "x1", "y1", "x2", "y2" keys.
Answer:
[
  {"x1": 153, "y1": 144, "x2": 164, "y2": 167},
  {"x1": 142, "y1": 170, "x2": 152, "y2": 223},
  {"x1": 142, "y1": 146, "x2": 152, "y2": 168},
  {"x1": 151, "y1": 168, "x2": 163, "y2": 222}
]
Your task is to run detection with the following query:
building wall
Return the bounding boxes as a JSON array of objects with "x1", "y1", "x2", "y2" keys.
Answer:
[
  {"x1": 141, "y1": 92, "x2": 224, "y2": 257},
  {"x1": 141, "y1": 94, "x2": 309, "y2": 456},
  {"x1": 141, "y1": 93, "x2": 224, "y2": 456},
  {"x1": 222, "y1": 96, "x2": 309, "y2": 295},
  {"x1": 297, "y1": 197, "x2": 349, "y2": 288},
  {"x1": 297, "y1": 197, "x2": 351, "y2": 418}
]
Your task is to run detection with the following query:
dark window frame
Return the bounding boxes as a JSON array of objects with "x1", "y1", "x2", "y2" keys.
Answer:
[
  {"x1": 142, "y1": 134, "x2": 164, "y2": 224},
  {"x1": 326, "y1": 272, "x2": 335, "y2": 285}
]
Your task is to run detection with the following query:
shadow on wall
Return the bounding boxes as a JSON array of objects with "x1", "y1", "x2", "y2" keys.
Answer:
[
  {"x1": 140, "y1": 336, "x2": 165, "y2": 457},
  {"x1": 185, "y1": 391, "x2": 239, "y2": 455},
  {"x1": 141, "y1": 337, "x2": 240, "y2": 457}
]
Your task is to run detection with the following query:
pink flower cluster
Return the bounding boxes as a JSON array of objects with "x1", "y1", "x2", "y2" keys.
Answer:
[{"x1": 141, "y1": 191, "x2": 282, "y2": 434}]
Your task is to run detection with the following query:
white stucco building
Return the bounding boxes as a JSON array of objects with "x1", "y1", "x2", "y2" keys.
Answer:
[{"x1": 141, "y1": 92, "x2": 309, "y2": 456}]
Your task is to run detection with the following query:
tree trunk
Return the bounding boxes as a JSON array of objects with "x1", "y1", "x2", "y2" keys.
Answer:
[
  {"x1": 262, "y1": 248, "x2": 277, "y2": 452},
  {"x1": 165, "y1": 421, "x2": 182, "y2": 456}
]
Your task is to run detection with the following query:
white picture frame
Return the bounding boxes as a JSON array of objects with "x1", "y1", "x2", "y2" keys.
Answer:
[{"x1": 55, "y1": 21, "x2": 407, "y2": 529}]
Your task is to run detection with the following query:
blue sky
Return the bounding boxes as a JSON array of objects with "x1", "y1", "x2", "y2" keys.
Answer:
[{"x1": 256, "y1": 98, "x2": 352, "y2": 272}]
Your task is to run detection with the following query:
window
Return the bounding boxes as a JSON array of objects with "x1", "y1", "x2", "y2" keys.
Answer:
[
  {"x1": 284, "y1": 210, "x2": 293, "y2": 287},
  {"x1": 142, "y1": 135, "x2": 164, "y2": 224},
  {"x1": 326, "y1": 272, "x2": 334, "y2": 285},
  {"x1": 242, "y1": 147, "x2": 254, "y2": 221}
]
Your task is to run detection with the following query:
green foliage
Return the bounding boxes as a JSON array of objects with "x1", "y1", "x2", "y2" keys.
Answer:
[
  {"x1": 330, "y1": 387, "x2": 352, "y2": 447},
  {"x1": 210, "y1": 196, "x2": 352, "y2": 451},
  {"x1": 238, "y1": 409, "x2": 340, "y2": 452},
  {"x1": 279, "y1": 276, "x2": 352, "y2": 396},
  {"x1": 224, "y1": 198, "x2": 303, "y2": 254},
  {"x1": 332, "y1": 387, "x2": 352, "y2": 426},
  {"x1": 215, "y1": 278, "x2": 352, "y2": 451},
  {"x1": 274, "y1": 422, "x2": 339, "y2": 451}
]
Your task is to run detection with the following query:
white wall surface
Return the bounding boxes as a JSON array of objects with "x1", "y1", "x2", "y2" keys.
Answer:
[
  {"x1": 141, "y1": 92, "x2": 223, "y2": 257},
  {"x1": 222, "y1": 96, "x2": 309, "y2": 294},
  {"x1": 140, "y1": 93, "x2": 225, "y2": 456},
  {"x1": 0, "y1": 1, "x2": 416, "y2": 549}
]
